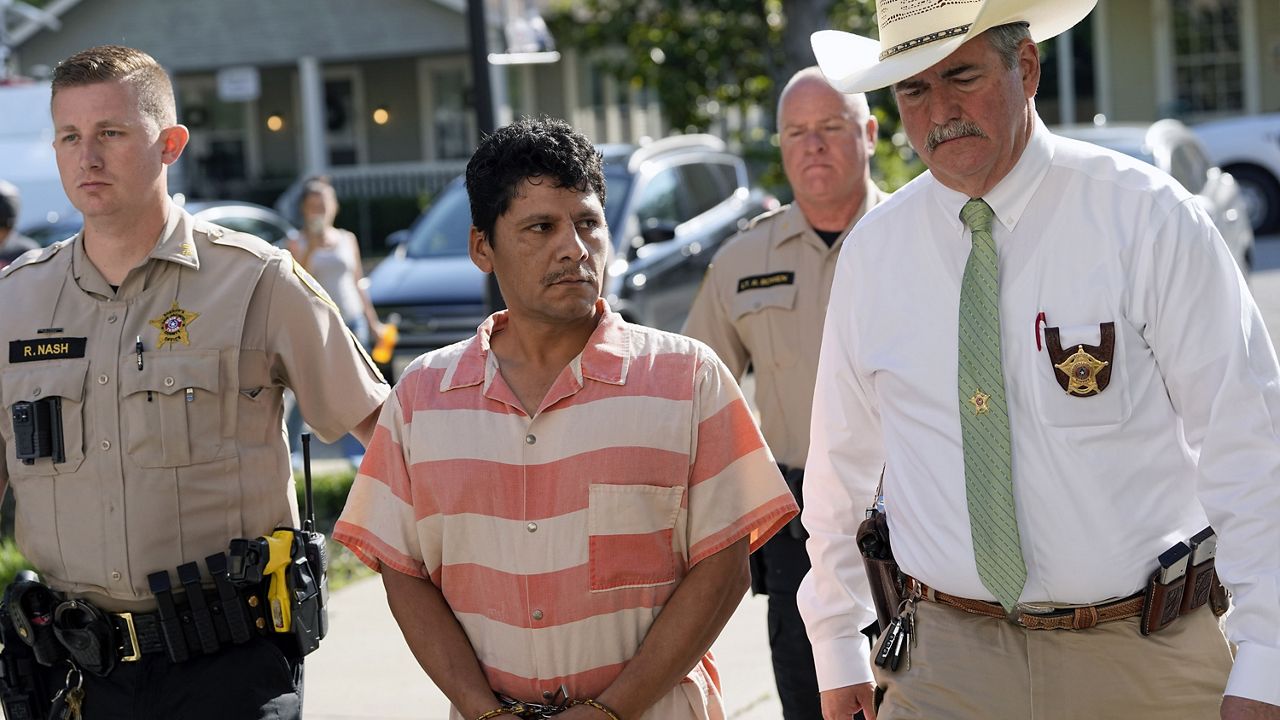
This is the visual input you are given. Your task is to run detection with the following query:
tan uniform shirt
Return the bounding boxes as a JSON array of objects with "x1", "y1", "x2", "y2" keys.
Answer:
[
  {"x1": 0, "y1": 204, "x2": 389, "y2": 610},
  {"x1": 682, "y1": 184, "x2": 886, "y2": 468}
]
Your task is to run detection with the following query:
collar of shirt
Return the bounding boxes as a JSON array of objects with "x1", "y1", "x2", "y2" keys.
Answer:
[
  {"x1": 71, "y1": 202, "x2": 197, "y2": 297},
  {"x1": 441, "y1": 298, "x2": 632, "y2": 400},
  {"x1": 768, "y1": 178, "x2": 890, "y2": 252},
  {"x1": 774, "y1": 179, "x2": 886, "y2": 253},
  {"x1": 928, "y1": 118, "x2": 1056, "y2": 237}
]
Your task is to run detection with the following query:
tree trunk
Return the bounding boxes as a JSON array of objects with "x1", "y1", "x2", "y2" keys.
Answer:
[{"x1": 772, "y1": 0, "x2": 835, "y2": 129}]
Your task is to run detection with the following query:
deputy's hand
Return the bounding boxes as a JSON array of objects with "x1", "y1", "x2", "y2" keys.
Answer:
[
  {"x1": 1222, "y1": 695, "x2": 1280, "y2": 719},
  {"x1": 821, "y1": 682, "x2": 877, "y2": 720}
]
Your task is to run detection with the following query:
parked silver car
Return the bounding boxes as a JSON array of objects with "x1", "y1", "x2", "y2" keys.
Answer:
[
  {"x1": 1194, "y1": 113, "x2": 1280, "y2": 235},
  {"x1": 21, "y1": 198, "x2": 297, "y2": 248},
  {"x1": 1054, "y1": 120, "x2": 1255, "y2": 274}
]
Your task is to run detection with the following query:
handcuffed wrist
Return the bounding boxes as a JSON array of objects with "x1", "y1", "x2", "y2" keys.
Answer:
[{"x1": 569, "y1": 697, "x2": 621, "y2": 720}]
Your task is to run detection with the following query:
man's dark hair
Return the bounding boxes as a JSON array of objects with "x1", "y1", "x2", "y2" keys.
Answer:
[
  {"x1": 465, "y1": 116, "x2": 605, "y2": 244},
  {"x1": 0, "y1": 181, "x2": 19, "y2": 231}
]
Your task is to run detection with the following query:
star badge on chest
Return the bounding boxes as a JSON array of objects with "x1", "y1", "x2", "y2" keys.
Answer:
[
  {"x1": 969, "y1": 389, "x2": 991, "y2": 416},
  {"x1": 149, "y1": 301, "x2": 200, "y2": 348},
  {"x1": 1054, "y1": 346, "x2": 1109, "y2": 396}
]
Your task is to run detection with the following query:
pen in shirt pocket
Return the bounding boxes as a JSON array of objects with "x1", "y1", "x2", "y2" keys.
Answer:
[{"x1": 1034, "y1": 311, "x2": 1047, "y2": 351}]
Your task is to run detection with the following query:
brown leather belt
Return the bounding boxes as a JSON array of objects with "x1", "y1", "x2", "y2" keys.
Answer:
[{"x1": 907, "y1": 577, "x2": 1145, "y2": 630}]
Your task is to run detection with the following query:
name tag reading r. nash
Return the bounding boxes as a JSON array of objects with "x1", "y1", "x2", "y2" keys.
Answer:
[{"x1": 9, "y1": 338, "x2": 88, "y2": 363}]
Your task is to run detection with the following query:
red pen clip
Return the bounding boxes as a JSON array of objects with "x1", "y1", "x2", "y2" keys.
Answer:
[{"x1": 1035, "y1": 311, "x2": 1047, "y2": 352}]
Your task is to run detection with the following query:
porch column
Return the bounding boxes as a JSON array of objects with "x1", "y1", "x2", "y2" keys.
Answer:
[
  {"x1": 1057, "y1": 29, "x2": 1076, "y2": 125},
  {"x1": 298, "y1": 56, "x2": 327, "y2": 177}
]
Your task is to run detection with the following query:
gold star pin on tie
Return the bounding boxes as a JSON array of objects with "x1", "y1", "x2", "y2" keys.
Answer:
[
  {"x1": 1054, "y1": 345, "x2": 1109, "y2": 396},
  {"x1": 150, "y1": 301, "x2": 200, "y2": 348},
  {"x1": 969, "y1": 389, "x2": 991, "y2": 416}
]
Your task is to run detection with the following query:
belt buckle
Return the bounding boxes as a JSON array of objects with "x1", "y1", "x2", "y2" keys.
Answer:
[
  {"x1": 114, "y1": 612, "x2": 142, "y2": 662},
  {"x1": 1007, "y1": 601, "x2": 1059, "y2": 625}
]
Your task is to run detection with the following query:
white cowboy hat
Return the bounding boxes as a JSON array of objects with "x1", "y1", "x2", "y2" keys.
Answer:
[{"x1": 812, "y1": 0, "x2": 1097, "y2": 93}]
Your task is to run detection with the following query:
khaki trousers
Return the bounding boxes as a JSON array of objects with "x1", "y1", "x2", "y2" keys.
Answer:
[{"x1": 872, "y1": 600, "x2": 1232, "y2": 719}]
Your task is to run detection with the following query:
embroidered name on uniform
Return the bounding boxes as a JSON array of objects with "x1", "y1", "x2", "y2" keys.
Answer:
[
  {"x1": 737, "y1": 272, "x2": 795, "y2": 292},
  {"x1": 9, "y1": 338, "x2": 87, "y2": 363}
]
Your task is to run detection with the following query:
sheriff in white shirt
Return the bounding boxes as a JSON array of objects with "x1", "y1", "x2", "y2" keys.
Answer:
[{"x1": 799, "y1": 1, "x2": 1280, "y2": 719}]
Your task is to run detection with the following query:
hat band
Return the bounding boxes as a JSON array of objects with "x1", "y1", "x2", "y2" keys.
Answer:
[{"x1": 878, "y1": 23, "x2": 972, "y2": 61}]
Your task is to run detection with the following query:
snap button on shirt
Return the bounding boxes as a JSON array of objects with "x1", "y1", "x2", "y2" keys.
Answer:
[
  {"x1": 532, "y1": 609, "x2": 544, "y2": 621},
  {"x1": 526, "y1": 522, "x2": 538, "y2": 533},
  {"x1": 525, "y1": 434, "x2": 536, "y2": 445}
]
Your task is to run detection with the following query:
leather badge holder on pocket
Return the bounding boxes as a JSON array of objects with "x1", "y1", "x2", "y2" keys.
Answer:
[{"x1": 1044, "y1": 322, "x2": 1116, "y2": 397}]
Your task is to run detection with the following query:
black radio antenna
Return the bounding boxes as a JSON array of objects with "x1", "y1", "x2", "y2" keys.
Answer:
[{"x1": 301, "y1": 433, "x2": 316, "y2": 532}]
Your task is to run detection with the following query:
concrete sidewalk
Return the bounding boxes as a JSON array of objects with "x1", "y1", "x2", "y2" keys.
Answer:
[{"x1": 302, "y1": 575, "x2": 784, "y2": 719}]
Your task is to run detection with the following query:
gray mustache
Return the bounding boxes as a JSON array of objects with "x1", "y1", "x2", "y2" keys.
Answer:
[{"x1": 926, "y1": 121, "x2": 986, "y2": 151}]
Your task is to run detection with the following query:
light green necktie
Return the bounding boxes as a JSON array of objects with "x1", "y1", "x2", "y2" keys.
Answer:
[{"x1": 958, "y1": 198, "x2": 1026, "y2": 613}]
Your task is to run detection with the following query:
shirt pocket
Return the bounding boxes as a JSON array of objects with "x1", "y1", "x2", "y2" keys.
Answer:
[
  {"x1": 730, "y1": 284, "x2": 797, "y2": 369},
  {"x1": 1, "y1": 359, "x2": 88, "y2": 476},
  {"x1": 1032, "y1": 322, "x2": 1132, "y2": 428},
  {"x1": 587, "y1": 483, "x2": 684, "y2": 592},
  {"x1": 120, "y1": 350, "x2": 225, "y2": 467}
]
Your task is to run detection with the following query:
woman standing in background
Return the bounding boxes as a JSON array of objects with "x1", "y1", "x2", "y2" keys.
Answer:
[{"x1": 289, "y1": 176, "x2": 384, "y2": 347}]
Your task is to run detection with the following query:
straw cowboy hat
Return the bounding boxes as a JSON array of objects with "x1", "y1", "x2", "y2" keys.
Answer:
[{"x1": 812, "y1": 0, "x2": 1097, "y2": 94}]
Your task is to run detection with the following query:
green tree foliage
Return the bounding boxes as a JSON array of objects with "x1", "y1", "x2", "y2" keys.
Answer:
[
  {"x1": 546, "y1": 0, "x2": 925, "y2": 192},
  {"x1": 547, "y1": 0, "x2": 784, "y2": 135}
]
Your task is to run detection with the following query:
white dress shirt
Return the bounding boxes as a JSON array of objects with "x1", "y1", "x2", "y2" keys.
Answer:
[{"x1": 799, "y1": 119, "x2": 1280, "y2": 705}]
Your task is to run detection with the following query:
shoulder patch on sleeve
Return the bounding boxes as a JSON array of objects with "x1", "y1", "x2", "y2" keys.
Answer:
[
  {"x1": 290, "y1": 255, "x2": 340, "y2": 312},
  {"x1": 0, "y1": 239, "x2": 70, "y2": 279},
  {"x1": 746, "y1": 206, "x2": 786, "y2": 231}
]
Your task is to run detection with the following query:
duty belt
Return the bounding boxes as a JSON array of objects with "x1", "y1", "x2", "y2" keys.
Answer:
[
  {"x1": 45, "y1": 554, "x2": 264, "y2": 676},
  {"x1": 906, "y1": 577, "x2": 1145, "y2": 630}
]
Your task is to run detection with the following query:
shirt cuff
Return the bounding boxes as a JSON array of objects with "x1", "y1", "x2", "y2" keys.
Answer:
[
  {"x1": 811, "y1": 634, "x2": 874, "y2": 692},
  {"x1": 1224, "y1": 641, "x2": 1280, "y2": 707}
]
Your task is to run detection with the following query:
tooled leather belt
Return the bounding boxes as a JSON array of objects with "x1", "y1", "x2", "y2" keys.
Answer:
[{"x1": 906, "y1": 577, "x2": 1145, "y2": 630}]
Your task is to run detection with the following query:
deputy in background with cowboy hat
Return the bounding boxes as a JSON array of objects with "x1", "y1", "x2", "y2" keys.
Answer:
[{"x1": 797, "y1": 1, "x2": 1280, "y2": 719}]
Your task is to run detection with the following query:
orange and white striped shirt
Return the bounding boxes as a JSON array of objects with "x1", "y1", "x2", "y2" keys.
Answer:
[{"x1": 335, "y1": 303, "x2": 797, "y2": 719}]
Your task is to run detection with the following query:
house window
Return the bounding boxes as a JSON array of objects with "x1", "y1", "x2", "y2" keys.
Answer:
[
  {"x1": 1170, "y1": 0, "x2": 1244, "y2": 115},
  {"x1": 176, "y1": 79, "x2": 250, "y2": 198}
]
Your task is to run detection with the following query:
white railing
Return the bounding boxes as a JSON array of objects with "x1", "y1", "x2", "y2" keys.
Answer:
[{"x1": 275, "y1": 159, "x2": 470, "y2": 217}]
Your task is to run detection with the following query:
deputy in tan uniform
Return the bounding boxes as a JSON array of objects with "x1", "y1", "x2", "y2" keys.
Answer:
[
  {"x1": 683, "y1": 66, "x2": 886, "y2": 720},
  {"x1": 0, "y1": 45, "x2": 387, "y2": 720}
]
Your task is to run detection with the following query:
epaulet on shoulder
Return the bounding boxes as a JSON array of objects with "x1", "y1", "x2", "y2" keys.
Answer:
[
  {"x1": 0, "y1": 239, "x2": 69, "y2": 279},
  {"x1": 746, "y1": 206, "x2": 786, "y2": 231},
  {"x1": 200, "y1": 220, "x2": 277, "y2": 260}
]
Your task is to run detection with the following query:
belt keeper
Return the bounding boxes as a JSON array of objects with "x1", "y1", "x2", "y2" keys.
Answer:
[
  {"x1": 177, "y1": 562, "x2": 219, "y2": 655},
  {"x1": 1071, "y1": 606, "x2": 1099, "y2": 630},
  {"x1": 147, "y1": 571, "x2": 189, "y2": 664}
]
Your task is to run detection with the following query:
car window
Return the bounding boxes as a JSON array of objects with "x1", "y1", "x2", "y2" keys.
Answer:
[
  {"x1": 603, "y1": 166, "x2": 631, "y2": 235},
  {"x1": 633, "y1": 167, "x2": 685, "y2": 228},
  {"x1": 678, "y1": 162, "x2": 735, "y2": 217},
  {"x1": 1170, "y1": 142, "x2": 1209, "y2": 195},
  {"x1": 405, "y1": 182, "x2": 474, "y2": 258}
]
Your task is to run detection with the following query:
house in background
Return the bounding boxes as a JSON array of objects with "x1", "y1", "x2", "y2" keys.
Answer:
[
  {"x1": 8, "y1": 0, "x2": 666, "y2": 244},
  {"x1": 1038, "y1": 0, "x2": 1279, "y2": 124}
]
